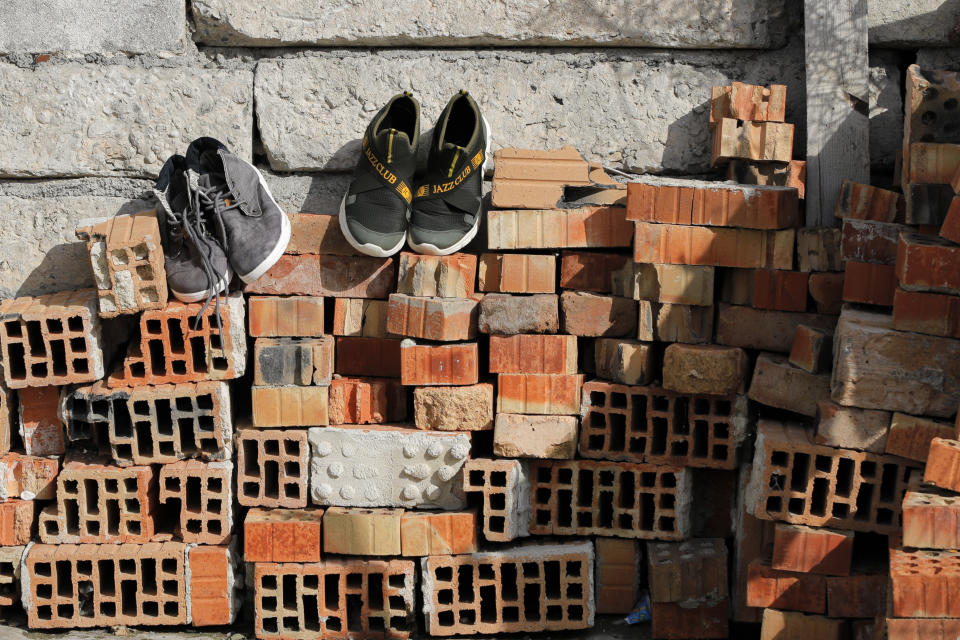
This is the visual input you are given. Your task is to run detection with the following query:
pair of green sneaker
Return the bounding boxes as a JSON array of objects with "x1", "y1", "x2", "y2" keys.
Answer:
[{"x1": 339, "y1": 91, "x2": 489, "y2": 257}]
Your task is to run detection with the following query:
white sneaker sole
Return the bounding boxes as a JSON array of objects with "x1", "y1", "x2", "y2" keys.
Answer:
[
  {"x1": 407, "y1": 113, "x2": 492, "y2": 257},
  {"x1": 169, "y1": 268, "x2": 233, "y2": 303},
  {"x1": 338, "y1": 193, "x2": 407, "y2": 258},
  {"x1": 237, "y1": 164, "x2": 293, "y2": 284}
]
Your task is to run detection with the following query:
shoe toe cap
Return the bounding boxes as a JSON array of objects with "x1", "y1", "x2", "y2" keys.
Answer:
[{"x1": 344, "y1": 217, "x2": 405, "y2": 253}]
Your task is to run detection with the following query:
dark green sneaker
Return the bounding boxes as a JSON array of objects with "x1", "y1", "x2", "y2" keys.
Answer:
[
  {"x1": 408, "y1": 91, "x2": 489, "y2": 256},
  {"x1": 339, "y1": 92, "x2": 420, "y2": 257}
]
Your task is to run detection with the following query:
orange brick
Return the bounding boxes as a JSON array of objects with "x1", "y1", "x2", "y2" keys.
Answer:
[
  {"x1": 251, "y1": 385, "x2": 329, "y2": 427},
  {"x1": 386, "y1": 294, "x2": 478, "y2": 341},
  {"x1": 924, "y1": 437, "x2": 960, "y2": 492},
  {"x1": 244, "y1": 507, "x2": 323, "y2": 562},
  {"x1": 396, "y1": 252, "x2": 477, "y2": 298},
  {"x1": 399, "y1": 510, "x2": 477, "y2": 556},
  {"x1": 897, "y1": 232, "x2": 960, "y2": 295},
  {"x1": 331, "y1": 298, "x2": 388, "y2": 336},
  {"x1": 760, "y1": 609, "x2": 844, "y2": 640},
  {"x1": 488, "y1": 334, "x2": 577, "y2": 374},
  {"x1": 887, "y1": 618, "x2": 960, "y2": 640},
  {"x1": 559, "y1": 251, "x2": 630, "y2": 293},
  {"x1": 808, "y1": 272, "x2": 844, "y2": 314},
  {"x1": 248, "y1": 295, "x2": 324, "y2": 337},
  {"x1": 286, "y1": 212, "x2": 358, "y2": 255},
  {"x1": 886, "y1": 412, "x2": 954, "y2": 462},
  {"x1": 490, "y1": 146, "x2": 593, "y2": 209},
  {"x1": 788, "y1": 324, "x2": 833, "y2": 374},
  {"x1": 941, "y1": 196, "x2": 960, "y2": 244},
  {"x1": 486, "y1": 207, "x2": 633, "y2": 250},
  {"x1": 833, "y1": 180, "x2": 903, "y2": 221},
  {"x1": 188, "y1": 543, "x2": 238, "y2": 626},
  {"x1": 891, "y1": 546, "x2": 960, "y2": 618},
  {"x1": 626, "y1": 177, "x2": 800, "y2": 229},
  {"x1": 633, "y1": 222, "x2": 794, "y2": 269},
  {"x1": 907, "y1": 142, "x2": 960, "y2": 184},
  {"x1": 17, "y1": 385, "x2": 64, "y2": 456},
  {"x1": 753, "y1": 269, "x2": 809, "y2": 312},
  {"x1": 903, "y1": 484, "x2": 960, "y2": 549},
  {"x1": 0, "y1": 499, "x2": 34, "y2": 545},
  {"x1": 236, "y1": 428, "x2": 309, "y2": 508},
  {"x1": 842, "y1": 261, "x2": 896, "y2": 306},
  {"x1": 710, "y1": 82, "x2": 787, "y2": 123},
  {"x1": 560, "y1": 291, "x2": 636, "y2": 337},
  {"x1": 400, "y1": 341, "x2": 478, "y2": 386},
  {"x1": 329, "y1": 377, "x2": 407, "y2": 425},
  {"x1": 158, "y1": 460, "x2": 232, "y2": 544},
  {"x1": 245, "y1": 254, "x2": 396, "y2": 298},
  {"x1": 746, "y1": 556, "x2": 826, "y2": 613},
  {"x1": 0, "y1": 453, "x2": 59, "y2": 500},
  {"x1": 771, "y1": 523, "x2": 853, "y2": 576},
  {"x1": 712, "y1": 117, "x2": 794, "y2": 164},
  {"x1": 595, "y1": 538, "x2": 641, "y2": 614},
  {"x1": 478, "y1": 253, "x2": 556, "y2": 293},
  {"x1": 335, "y1": 336, "x2": 402, "y2": 377},
  {"x1": 496, "y1": 373, "x2": 583, "y2": 415}
]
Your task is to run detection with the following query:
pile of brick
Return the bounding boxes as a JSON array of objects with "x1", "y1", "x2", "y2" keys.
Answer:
[{"x1": 0, "y1": 68, "x2": 958, "y2": 640}]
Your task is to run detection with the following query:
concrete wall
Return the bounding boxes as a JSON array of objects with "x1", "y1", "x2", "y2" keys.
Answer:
[{"x1": 0, "y1": 0, "x2": 957, "y2": 298}]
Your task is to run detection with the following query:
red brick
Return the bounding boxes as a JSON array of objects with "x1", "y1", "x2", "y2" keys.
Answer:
[
  {"x1": 626, "y1": 177, "x2": 799, "y2": 229},
  {"x1": 633, "y1": 222, "x2": 794, "y2": 269},
  {"x1": 386, "y1": 294, "x2": 478, "y2": 341},
  {"x1": 252, "y1": 336, "x2": 334, "y2": 386},
  {"x1": 797, "y1": 227, "x2": 842, "y2": 272},
  {"x1": 897, "y1": 232, "x2": 960, "y2": 295},
  {"x1": 251, "y1": 385, "x2": 329, "y2": 427},
  {"x1": 886, "y1": 412, "x2": 954, "y2": 461},
  {"x1": 924, "y1": 437, "x2": 960, "y2": 492},
  {"x1": 488, "y1": 334, "x2": 577, "y2": 374},
  {"x1": 662, "y1": 343, "x2": 748, "y2": 396},
  {"x1": 841, "y1": 219, "x2": 911, "y2": 265},
  {"x1": 244, "y1": 507, "x2": 323, "y2": 562},
  {"x1": 335, "y1": 336, "x2": 401, "y2": 377},
  {"x1": 248, "y1": 295, "x2": 324, "y2": 337},
  {"x1": 746, "y1": 556, "x2": 826, "y2": 613},
  {"x1": 894, "y1": 286, "x2": 960, "y2": 338},
  {"x1": 887, "y1": 618, "x2": 960, "y2": 640},
  {"x1": 25, "y1": 541, "x2": 187, "y2": 629},
  {"x1": 244, "y1": 254, "x2": 396, "y2": 298},
  {"x1": 595, "y1": 538, "x2": 641, "y2": 614},
  {"x1": 772, "y1": 523, "x2": 853, "y2": 576},
  {"x1": 833, "y1": 179, "x2": 903, "y2": 221},
  {"x1": 813, "y1": 401, "x2": 889, "y2": 453},
  {"x1": 490, "y1": 146, "x2": 593, "y2": 209},
  {"x1": 760, "y1": 609, "x2": 845, "y2": 640},
  {"x1": 75, "y1": 211, "x2": 168, "y2": 317},
  {"x1": 733, "y1": 465, "x2": 776, "y2": 624},
  {"x1": 400, "y1": 341, "x2": 478, "y2": 386},
  {"x1": 651, "y1": 600, "x2": 729, "y2": 639},
  {"x1": 788, "y1": 324, "x2": 833, "y2": 374},
  {"x1": 0, "y1": 499, "x2": 34, "y2": 545},
  {"x1": 727, "y1": 159, "x2": 806, "y2": 199},
  {"x1": 158, "y1": 460, "x2": 232, "y2": 544},
  {"x1": 825, "y1": 572, "x2": 886, "y2": 618},
  {"x1": 903, "y1": 484, "x2": 960, "y2": 549},
  {"x1": 17, "y1": 385, "x2": 64, "y2": 456},
  {"x1": 891, "y1": 546, "x2": 960, "y2": 618},
  {"x1": 712, "y1": 118, "x2": 794, "y2": 164},
  {"x1": 907, "y1": 141, "x2": 960, "y2": 184},
  {"x1": 478, "y1": 253, "x2": 556, "y2": 293},
  {"x1": 188, "y1": 543, "x2": 238, "y2": 626},
  {"x1": 396, "y1": 252, "x2": 477, "y2": 298},
  {"x1": 497, "y1": 373, "x2": 582, "y2": 415},
  {"x1": 748, "y1": 352, "x2": 831, "y2": 417},
  {"x1": 807, "y1": 272, "x2": 844, "y2": 314},
  {"x1": 907, "y1": 182, "x2": 955, "y2": 225},
  {"x1": 560, "y1": 291, "x2": 636, "y2": 336},
  {"x1": 842, "y1": 261, "x2": 896, "y2": 306},
  {"x1": 710, "y1": 82, "x2": 787, "y2": 122},
  {"x1": 236, "y1": 428, "x2": 309, "y2": 508},
  {"x1": 109, "y1": 293, "x2": 246, "y2": 387},
  {"x1": 487, "y1": 206, "x2": 633, "y2": 250},
  {"x1": 421, "y1": 542, "x2": 594, "y2": 635},
  {"x1": 638, "y1": 301, "x2": 715, "y2": 344},
  {"x1": 941, "y1": 195, "x2": 960, "y2": 244},
  {"x1": 559, "y1": 251, "x2": 629, "y2": 292},
  {"x1": 0, "y1": 453, "x2": 59, "y2": 500},
  {"x1": 753, "y1": 269, "x2": 809, "y2": 311},
  {"x1": 330, "y1": 298, "x2": 388, "y2": 336},
  {"x1": 399, "y1": 510, "x2": 477, "y2": 556},
  {"x1": 329, "y1": 377, "x2": 406, "y2": 425},
  {"x1": 649, "y1": 538, "x2": 727, "y2": 603},
  {"x1": 254, "y1": 558, "x2": 415, "y2": 639},
  {"x1": 0, "y1": 289, "x2": 105, "y2": 389},
  {"x1": 286, "y1": 212, "x2": 358, "y2": 255}
]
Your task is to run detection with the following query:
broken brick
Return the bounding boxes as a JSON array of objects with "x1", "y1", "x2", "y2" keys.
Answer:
[
  {"x1": 0, "y1": 453, "x2": 59, "y2": 500},
  {"x1": 710, "y1": 82, "x2": 787, "y2": 122},
  {"x1": 252, "y1": 336, "x2": 334, "y2": 386},
  {"x1": 886, "y1": 412, "x2": 954, "y2": 462},
  {"x1": 593, "y1": 338, "x2": 655, "y2": 385},
  {"x1": 329, "y1": 377, "x2": 406, "y2": 425},
  {"x1": 493, "y1": 413, "x2": 578, "y2": 459},
  {"x1": 807, "y1": 272, "x2": 844, "y2": 314},
  {"x1": 490, "y1": 146, "x2": 593, "y2": 209},
  {"x1": 727, "y1": 159, "x2": 806, "y2": 199},
  {"x1": 712, "y1": 118, "x2": 794, "y2": 164},
  {"x1": 244, "y1": 254, "x2": 396, "y2": 298},
  {"x1": 386, "y1": 294, "x2": 478, "y2": 341},
  {"x1": 0, "y1": 499, "x2": 34, "y2": 545},
  {"x1": 396, "y1": 252, "x2": 477, "y2": 298},
  {"x1": 788, "y1": 324, "x2": 833, "y2": 374},
  {"x1": 331, "y1": 298, "x2": 388, "y2": 337},
  {"x1": 17, "y1": 385, "x2": 64, "y2": 456}
]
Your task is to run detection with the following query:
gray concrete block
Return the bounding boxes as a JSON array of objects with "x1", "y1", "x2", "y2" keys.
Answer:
[
  {"x1": 0, "y1": 0, "x2": 185, "y2": 54},
  {"x1": 0, "y1": 63, "x2": 253, "y2": 178},
  {"x1": 193, "y1": 0, "x2": 794, "y2": 49},
  {"x1": 869, "y1": 0, "x2": 960, "y2": 47},
  {"x1": 917, "y1": 47, "x2": 960, "y2": 71},
  {"x1": 259, "y1": 168, "x2": 351, "y2": 214},
  {"x1": 869, "y1": 51, "x2": 904, "y2": 170}
]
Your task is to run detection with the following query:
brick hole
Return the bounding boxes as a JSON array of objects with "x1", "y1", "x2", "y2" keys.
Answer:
[
  {"x1": 673, "y1": 397, "x2": 690, "y2": 436},
  {"x1": 599, "y1": 491, "x2": 614, "y2": 528},
  {"x1": 576, "y1": 469, "x2": 593, "y2": 507},
  {"x1": 546, "y1": 604, "x2": 563, "y2": 620},
  {"x1": 198, "y1": 415, "x2": 214, "y2": 432},
  {"x1": 282, "y1": 615, "x2": 300, "y2": 632},
  {"x1": 186, "y1": 476, "x2": 201, "y2": 514},
  {"x1": 34, "y1": 562, "x2": 52, "y2": 578},
  {"x1": 190, "y1": 337, "x2": 208, "y2": 373},
  {"x1": 301, "y1": 594, "x2": 321, "y2": 631},
  {"x1": 836, "y1": 458, "x2": 854, "y2": 497},
  {"x1": 490, "y1": 471, "x2": 507, "y2": 487},
  {"x1": 326, "y1": 615, "x2": 343, "y2": 632},
  {"x1": 141, "y1": 287, "x2": 159, "y2": 303},
  {"x1": 479, "y1": 585, "x2": 497, "y2": 622},
  {"x1": 171, "y1": 360, "x2": 187, "y2": 375},
  {"x1": 880, "y1": 464, "x2": 898, "y2": 503},
  {"x1": 207, "y1": 519, "x2": 222, "y2": 535},
  {"x1": 877, "y1": 508, "x2": 893, "y2": 525},
  {"x1": 568, "y1": 604, "x2": 584, "y2": 620},
  {"x1": 438, "y1": 589, "x2": 453, "y2": 605},
  {"x1": 148, "y1": 340, "x2": 167, "y2": 375},
  {"x1": 285, "y1": 461, "x2": 300, "y2": 477},
  {"x1": 861, "y1": 460, "x2": 876, "y2": 478},
  {"x1": 557, "y1": 468, "x2": 572, "y2": 484},
  {"x1": 72, "y1": 357, "x2": 89, "y2": 375},
  {"x1": 127, "y1": 521, "x2": 141, "y2": 536},
  {"x1": 630, "y1": 394, "x2": 647, "y2": 432},
  {"x1": 555, "y1": 488, "x2": 572, "y2": 526},
  {"x1": 496, "y1": 563, "x2": 517, "y2": 601},
  {"x1": 135, "y1": 264, "x2": 154, "y2": 281},
  {"x1": 86, "y1": 520, "x2": 101, "y2": 537},
  {"x1": 640, "y1": 472, "x2": 656, "y2": 488},
  {"x1": 589, "y1": 391, "x2": 606, "y2": 406},
  {"x1": 692, "y1": 421, "x2": 709, "y2": 458},
  {"x1": 855, "y1": 484, "x2": 874, "y2": 521},
  {"x1": 140, "y1": 559, "x2": 157, "y2": 595},
  {"x1": 619, "y1": 472, "x2": 635, "y2": 509},
  {"x1": 164, "y1": 319, "x2": 185, "y2": 354},
  {"x1": 36, "y1": 605, "x2": 52, "y2": 621},
  {"x1": 57, "y1": 604, "x2": 74, "y2": 619},
  {"x1": 713, "y1": 444, "x2": 728, "y2": 460},
  {"x1": 146, "y1": 319, "x2": 162, "y2": 335},
  {"x1": 587, "y1": 435, "x2": 605, "y2": 451},
  {"x1": 714, "y1": 422, "x2": 729, "y2": 439},
  {"x1": 660, "y1": 493, "x2": 675, "y2": 510},
  {"x1": 640, "y1": 493, "x2": 656, "y2": 530},
  {"x1": 243, "y1": 439, "x2": 260, "y2": 474},
  {"x1": 282, "y1": 574, "x2": 297, "y2": 610},
  {"x1": 457, "y1": 564, "x2": 475, "y2": 603},
  {"x1": 766, "y1": 496, "x2": 782, "y2": 513},
  {"x1": 129, "y1": 361, "x2": 146, "y2": 378},
  {"x1": 598, "y1": 470, "x2": 614, "y2": 487},
  {"x1": 243, "y1": 482, "x2": 259, "y2": 497},
  {"x1": 438, "y1": 610, "x2": 454, "y2": 626},
  {"x1": 670, "y1": 441, "x2": 688, "y2": 457},
  {"x1": 159, "y1": 441, "x2": 175, "y2": 456},
  {"x1": 43, "y1": 519, "x2": 59, "y2": 537},
  {"x1": 50, "y1": 340, "x2": 67, "y2": 376},
  {"x1": 770, "y1": 450, "x2": 788, "y2": 467},
  {"x1": 70, "y1": 336, "x2": 86, "y2": 353},
  {"x1": 610, "y1": 392, "x2": 627, "y2": 409},
  {"x1": 629, "y1": 437, "x2": 646, "y2": 455},
  {"x1": 6, "y1": 343, "x2": 25, "y2": 380},
  {"x1": 769, "y1": 473, "x2": 785, "y2": 491},
  {"x1": 143, "y1": 601, "x2": 159, "y2": 618},
  {"x1": 136, "y1": 421, "x2": 154, "y2": 459},
  {"x1": 523, "y1": 583, "x2": 541, "y2": 621},
  {"x1": 346, "y1": 593, "x2": 364, "y2": 631},
  {"x1": 262, "y1": 617, "x2": 278, "y2": 633},
  {"x1": 4, "y1": 320, "x2": 22, "y2": 338},
  {"x1": 459, "y1": 609, "x2": 476, "y2": 625},
  {"x1": 65, "y1": 500, "x2": 80, "y2": 535},
  {"x1": 788, "y1": 498, "x2": 806, "y2": 514},
  {"x1": 123, "y1": 476, "x2": 138, "y2": 493},
  {"x1": 652, "y1": 394, "x2": 670, "y2": 411},
  {"x1": 31, "y1": 361, "x2": 48, "y2": 378},
  {"x1": 588, "y1": 412, "x2": 606, "y2": 429},
  {"x1": 489, "y1": 515, "x2": 506, "y2": 532},
  {"x1": 261, "y1": 595, "x2": 277, "y2": 612},
  {"x1": 811, "y1": 478, "x2": 829, "y2": 516},
  {"x1": 651, "y1": 417, "x2": 668, "y2": 454},
  {"x1": 284, "y1": 483, "x2": 300, "y2": 499},
  {"x1": 263, "y1": 439, "x2": 280, "y2": 456},
  {"x1": 37, "y1": 583, "x2": 52, "y2": 599},
  {"x1": 503, "y1": 606, "x2": 520, "y2": 622},
  {"x1": 544, "y1": 561, "x2": 561, "y2": 598},
  {"x1": 56, "y1": 561, "x2": 72, "y2": 597},
  {"x1": 111, "y1": 249, "x2": 129, "y2": 266},
  {"x1": 609, "y1": 413, "x2": 626, "y2": 451},
  {"x1": 790, "y1": 453, "x2": 810, "y2": 491}
]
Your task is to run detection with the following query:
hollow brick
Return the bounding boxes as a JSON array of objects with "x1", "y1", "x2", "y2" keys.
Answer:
[
  {"x1": 891, "y1": 546, "x2": 960, "y2": 618},
  {"x1": 461, "y1": 458, "x2": 531, "y2": 542},
  {"x1": 0, "y1": 545, "x2": 25, "y2": 608},
  {"x1": 158, "y1": 459, "x2": 233, "y2": 544},
  {"x1": 902, "y1": 484, "x2": 960, "y2": 549},
  {"x1": 236, "y1": 428, "x2": 309, "y2": 508}
]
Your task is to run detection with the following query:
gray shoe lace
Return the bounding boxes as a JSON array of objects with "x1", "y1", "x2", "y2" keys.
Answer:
[
  {"x1": 176, "y1": 183, "x2": 229, "y2": 335},
  {"x1": 194, "y1": 181, "x2": 249, "y2": 255}
]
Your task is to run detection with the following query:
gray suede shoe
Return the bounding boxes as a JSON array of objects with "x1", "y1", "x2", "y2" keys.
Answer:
[
  {"x1": 186, "y1": 137, "x2": 290, "y2": 283},
  {"x1": 154, "y1": 154, "x2": 232, "y2": 303}
]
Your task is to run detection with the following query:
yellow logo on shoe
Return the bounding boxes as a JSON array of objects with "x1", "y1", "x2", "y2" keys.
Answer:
[
  {"x1": 397, "y1": 181, "x2": 412, "y2": 203},
  {"x1": 471, "y1": 151, "x2": 484, "y2": 169},
  {"x1": 431, "y1": 164, "x2": 472, "y2": 195},
  {"x1": 415, "y1": 185, "x2": 429, "y2": 198},
  {"x1": 364, "y1": 145, "x2": 397, "y2": 185}
]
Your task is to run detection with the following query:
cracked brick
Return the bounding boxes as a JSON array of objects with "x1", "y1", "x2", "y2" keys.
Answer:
[
  {"x1": 396, "y1": 252, "x2": 477, "y2": 298},
  {"x1": 253, "y1": 336, "x2": 334, "y2": 387},
  {"x1": 710, "y1": 82, "x2": 786, "y2": 123},
  {"x1": 331, "y1": 298, "x2": 388, "y2": 337},
  {"x1": 0, "y1": 453, "x2": 59, "y2": 500}
]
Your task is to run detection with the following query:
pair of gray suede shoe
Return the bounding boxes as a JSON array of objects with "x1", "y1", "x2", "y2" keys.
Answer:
[{"x1": 154, "y1": 138, "x2": 290, "y2": 304}]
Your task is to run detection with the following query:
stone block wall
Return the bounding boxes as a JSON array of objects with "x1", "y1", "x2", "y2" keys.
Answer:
[{"x1": 0, "y1": 0, "x2": 957, "y2": 298}]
